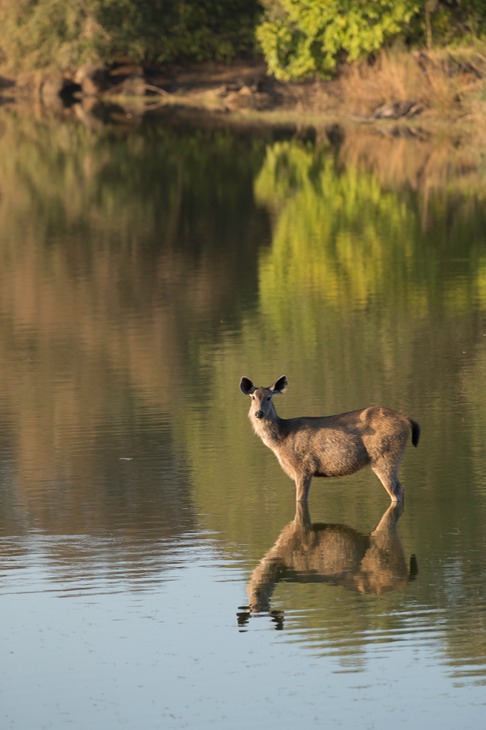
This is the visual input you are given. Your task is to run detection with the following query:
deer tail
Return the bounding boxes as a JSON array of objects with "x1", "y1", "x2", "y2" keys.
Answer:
[{"x1": 410, "y1": 419, "x2": 420, "y2": 447}]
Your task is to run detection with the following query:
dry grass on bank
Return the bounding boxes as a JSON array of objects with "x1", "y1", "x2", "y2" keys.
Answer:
[{"x1": 339, "y1": 49, "x2": 486, "y2": 126}]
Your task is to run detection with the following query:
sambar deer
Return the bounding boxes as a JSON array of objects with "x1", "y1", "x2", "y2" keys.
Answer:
[{"x1": 240, "y1": 375, "x2": 420, "y2": 503}]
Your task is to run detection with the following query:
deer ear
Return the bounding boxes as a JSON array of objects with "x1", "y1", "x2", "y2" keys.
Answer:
[
  {"x1": 240, "y1": 377, "x2": 255, "y2": 396},
  {"x1": 272, "y1": 375, "x2": 288, "y2": 394}
]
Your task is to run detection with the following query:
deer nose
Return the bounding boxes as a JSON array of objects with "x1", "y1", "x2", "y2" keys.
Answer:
[{"x1": 255, "y1": 410, "x2": 264, "y2": 419}]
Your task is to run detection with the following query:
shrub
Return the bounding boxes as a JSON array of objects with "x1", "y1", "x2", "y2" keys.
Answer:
[{"x1": 256, "y1": 0, "x2": 421, "y2": 80}]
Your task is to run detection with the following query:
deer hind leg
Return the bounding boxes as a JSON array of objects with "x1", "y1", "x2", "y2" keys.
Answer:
[{"x1": 370, "y1": 461, "x2": 404, "y2": 503}]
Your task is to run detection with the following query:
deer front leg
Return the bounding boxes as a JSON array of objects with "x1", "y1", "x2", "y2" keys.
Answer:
[{"x1": 295, "y1": 475, "x2": 312, "y2": 502}]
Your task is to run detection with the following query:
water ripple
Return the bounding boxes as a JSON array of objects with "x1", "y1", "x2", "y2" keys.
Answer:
[{"x1": 0, "y1": 530, "x2": 222, "y2": 599}]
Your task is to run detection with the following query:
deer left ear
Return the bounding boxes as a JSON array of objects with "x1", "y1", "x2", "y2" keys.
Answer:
[
  {"x1": 271, "y1": 375, "x2": 288, "y2": 394},
  {"x1": 240, "y1": 377, "x2": 255, "y2": 396}
]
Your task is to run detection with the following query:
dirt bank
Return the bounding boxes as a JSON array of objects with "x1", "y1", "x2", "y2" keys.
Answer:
[{"x1": 1, "y1": 55, "x2": 485, "y2": 143}]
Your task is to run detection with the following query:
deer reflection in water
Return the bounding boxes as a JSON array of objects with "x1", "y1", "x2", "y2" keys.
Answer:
[{"x1": 238, "y1": 502, "x2": 417, "y2": 629}]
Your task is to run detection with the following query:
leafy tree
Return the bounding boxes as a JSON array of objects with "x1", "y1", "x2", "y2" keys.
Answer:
[
  {"x1": 420, "y1": 0, "x2": 486, "y2": 46},
  {"x1": 256, "y1": 0, "x2": 421, "y2": 80},
  {"x1": 2, "y1": 0, "x2": 486, "y2": 75},
  {"x1": 0, "y1": 0, "x2": 260, "y2": 70}
]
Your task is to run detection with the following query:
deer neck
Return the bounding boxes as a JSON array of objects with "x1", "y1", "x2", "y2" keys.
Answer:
[{"x1": 251, "y1": 413, "x2": 286, "y2": 449}]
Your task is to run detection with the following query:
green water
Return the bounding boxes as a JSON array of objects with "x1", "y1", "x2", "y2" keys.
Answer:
[{"x1": 0, "y1": 108, "x2": 485, "y2": 729}]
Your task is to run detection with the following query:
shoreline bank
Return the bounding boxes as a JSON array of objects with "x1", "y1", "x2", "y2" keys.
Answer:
[{"x1": 1, "y1": 55, "x2": 485, "y2": 147}]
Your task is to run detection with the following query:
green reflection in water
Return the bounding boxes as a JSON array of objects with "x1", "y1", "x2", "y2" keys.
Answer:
[
  {"x1": 0, "y1": 110, "x2": 485, "y2": 684},
  {"x1": 189, "y1": 135, "x2": 486, "y2": 541},
  {"x1": 0, "y1": 110, "x2": 270, "y2": 536},
  {"x1": 185, "y1": 134, "x2": 486, "y2": 677},
  {"x1": 255, "y1": 139, "x2": 485, "y2": 315}
]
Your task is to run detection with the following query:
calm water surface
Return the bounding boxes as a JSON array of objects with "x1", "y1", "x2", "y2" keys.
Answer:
[{"x1": 0, "y1": 108, "x2": 485, "y2": 729}]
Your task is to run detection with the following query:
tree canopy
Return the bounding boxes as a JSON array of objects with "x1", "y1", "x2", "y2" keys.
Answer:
[
  {"x1": 0, "y1": 0, "x2": 260, "y2": 70},
  {"x1": 0, "y1": 0, "x2": 485, "y2": 76},
  {"x1": 256, "y1": 0, "x2": 420, "y2": 80}
]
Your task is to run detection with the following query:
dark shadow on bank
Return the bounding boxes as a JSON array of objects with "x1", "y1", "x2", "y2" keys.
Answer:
[{"x1": 237, "y1": 502, "x2": 417, "y2": 631}]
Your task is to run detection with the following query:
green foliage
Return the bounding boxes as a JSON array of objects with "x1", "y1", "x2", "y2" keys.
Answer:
[
  {"x1": 418, "y1": 0, "x2": 486, "y2": 46},
  {"x1": 1, "y1": 0, "x2": 486, "y2": 74},
  {"x1": 256, "y1": 0, "x2": 421, "y2": 80},
  {"x1": 0, "y1": 0, "x2": 89, "y2": 68},
  {"x1": 256, "y1": 0, "x2": 486, "y2": 79},
  {"x1": 0, "y1": 0, "x2": 260, "y2": 70}
]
